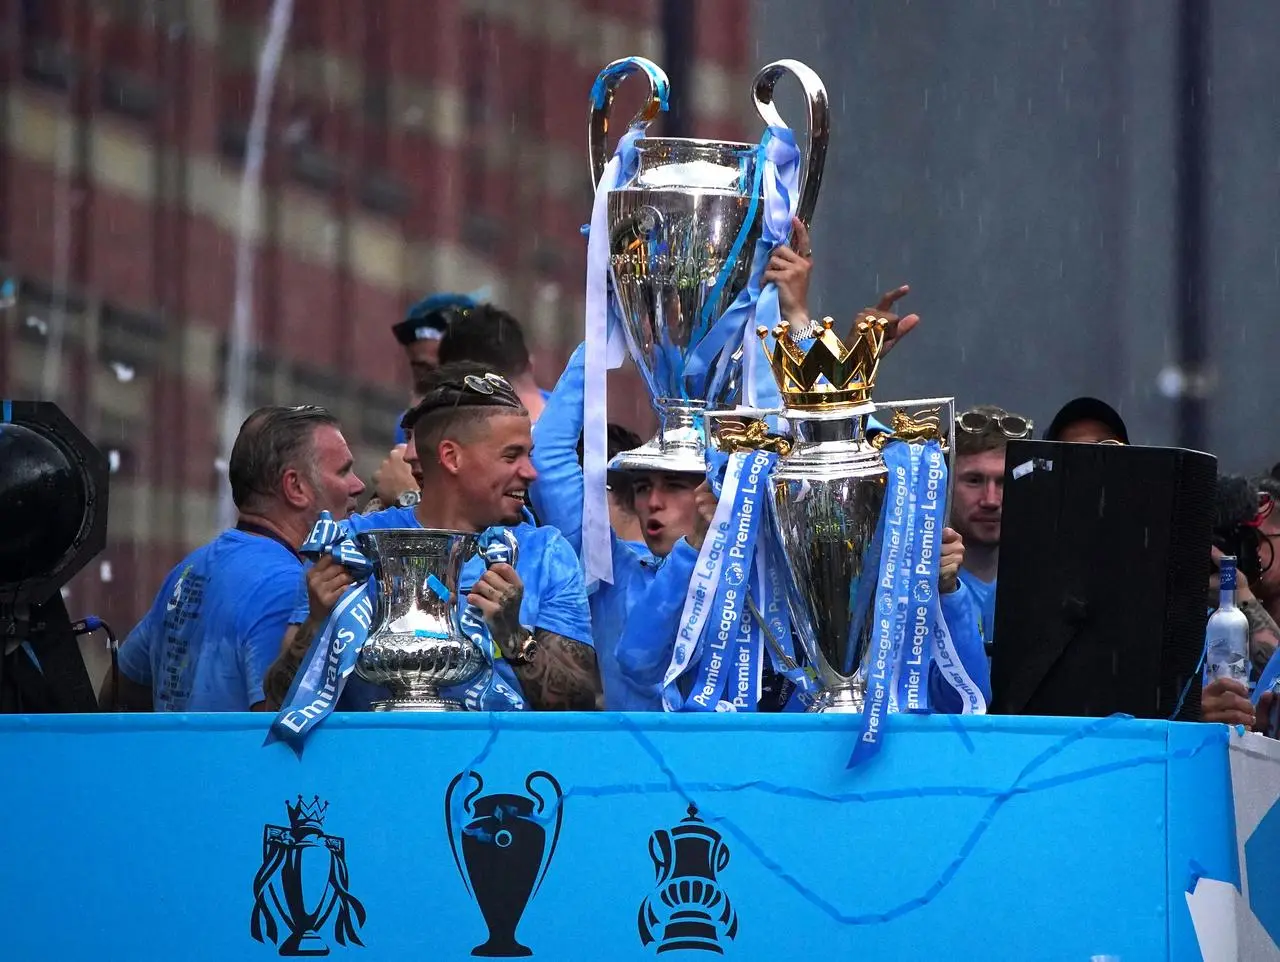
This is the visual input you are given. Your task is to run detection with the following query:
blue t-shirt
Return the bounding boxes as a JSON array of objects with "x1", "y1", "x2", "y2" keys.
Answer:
[
  {"x1": 957, "y1": 569, "x2": 998, "y2": 651},
  {"x1": 118, "y1": 529, "x2": 301, "y2": 711},
  {"x1": 293, "y1": 506, "x2": 593, "y2": 711},
  {"x1": 529, "y1": 343, "x2": 668, "y2": 710}
]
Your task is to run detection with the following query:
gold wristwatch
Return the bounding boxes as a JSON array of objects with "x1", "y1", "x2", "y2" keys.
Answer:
[{"x1": 503, "y1": 627, "x2": 539, "y2": 664}]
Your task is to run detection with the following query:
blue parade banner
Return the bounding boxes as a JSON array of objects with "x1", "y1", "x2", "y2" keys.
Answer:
[{"x1": 0, "y1": 712, "x2": 1264, "y2": 961}]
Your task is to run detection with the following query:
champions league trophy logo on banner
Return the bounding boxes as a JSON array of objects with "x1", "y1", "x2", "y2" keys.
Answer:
[
  {"x1": 445, "y1": 770, "x2": 564, "y2": 958},
  {"x1": 638, "y1": 805, "x2": 739, "y2": 954},
  {"x1": 250, "y1": 796, "x2": 367, "y2": 957}
]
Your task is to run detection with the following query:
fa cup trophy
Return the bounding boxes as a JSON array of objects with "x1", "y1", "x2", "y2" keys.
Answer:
[
  {"x1": 588, "y1": 56, "x2": 830, "y2": 473},
  {"x1": 354, "y1": 529, "x2": 518, "y2": 711}
]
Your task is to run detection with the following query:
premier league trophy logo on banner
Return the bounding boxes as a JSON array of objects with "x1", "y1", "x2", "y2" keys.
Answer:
[
  {"x1": 444, "y1": 770, "x2": 564, "y2": 958},
  {"x1": 637, "y1": 805, "x2": 739, "y2": 954},
  {"x1": 250, "y1": 795, "x2": 367, "y2": 957},
  {"x1": 353, "y1": 529, "x2": 517, "y2": 711},
  {"x1": 584, "y1": 55, "x2": 829, "y2": 475}
]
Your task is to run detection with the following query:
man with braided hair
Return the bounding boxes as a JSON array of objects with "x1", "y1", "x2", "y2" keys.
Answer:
[{"x1": 264, "y1": 362, "x2": 599, "y2": 712}]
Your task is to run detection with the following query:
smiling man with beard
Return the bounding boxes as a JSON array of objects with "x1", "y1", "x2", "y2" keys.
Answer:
[
  {"x1": 263, "y1": 362, "x2": 598, "y2": 712},
  {"x1": 949, "y1": 405, "x2": 1035, "y2": 653}
]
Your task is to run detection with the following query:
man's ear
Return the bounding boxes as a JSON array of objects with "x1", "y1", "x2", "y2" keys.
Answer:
[
  {"x1": 437, "y1": 438, "x2": 463, "y2": 476},
  {"x1": 280, "y1": 466, "x2": 313, "y2": 509}
]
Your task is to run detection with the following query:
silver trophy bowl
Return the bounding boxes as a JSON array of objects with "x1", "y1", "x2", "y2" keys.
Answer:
[
  {"x1": 354, "y1": 528, "x2": 518, "y2": 712},
  {"x1": 589, "y1": 56, "x2": 829, "y2": 476},
  {"x1": 769, "y1": 408, "x2": 887, "y2": 712}
]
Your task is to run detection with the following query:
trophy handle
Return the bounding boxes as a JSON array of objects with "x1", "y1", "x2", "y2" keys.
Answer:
[
  {"x1": 525, "y1": 770, "x2": 564, "y2": 899},
  {"x1": 648, "y1": 829, "x2": 675, "y2": 883},
  {"x1": 588, "y1": 56, "x2": 670, "y2": 190},
  {"x1": 444, "y1": 770, "x2": 484, "y2": 898},
  {"x1": 751, "y1": 59, "x2": 830, "y2": 229}
]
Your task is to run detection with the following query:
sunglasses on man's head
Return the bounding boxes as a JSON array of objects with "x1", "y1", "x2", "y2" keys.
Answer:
[{"x1": 956, "y1": 410, "x2": 1034, "y2": 439}]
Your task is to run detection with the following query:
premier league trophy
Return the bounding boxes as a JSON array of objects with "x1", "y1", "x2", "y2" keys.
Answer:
[
  {"x1": 589, "y1": 56, "x2": 829, "y2": 473},
  {"x1": 353, "y1": 529, "x2": 518, "y2": 712},
  {"x1": 717, "y1": 317, "x2": 952, "y2": 713},
  {"x1": 250, "y1": 795, "x2": 366, "y2": 956}
]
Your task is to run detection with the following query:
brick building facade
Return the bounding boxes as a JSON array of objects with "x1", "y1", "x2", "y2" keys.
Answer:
[{"x1": 0, "y1": 0, "x2": 753, "y2": 638}]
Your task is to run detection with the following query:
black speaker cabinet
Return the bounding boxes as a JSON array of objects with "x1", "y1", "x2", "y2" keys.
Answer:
[{"x1": 990, "y1": 440, "x2": 1216, "y2": 720}]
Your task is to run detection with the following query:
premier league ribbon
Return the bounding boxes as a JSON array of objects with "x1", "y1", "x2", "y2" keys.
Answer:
[
  {"x1": 848, "y1": 442, "x2": 914, "y2": 767},
  {"x1": 684, "y1": 449, "x2": 776, "y2": 711},
  {"x1": 897, "y1": 441, "x2": 946, "y2": 713},
  {"x1": 267, "y1": 513, "x2": 375, "y2": 750},
  {"x1": 886, "y1": 450, "x2": 920, "y2": 713},
  {"x1": 932, "y1": 596, "x2": 988, "y2": 714},
  {"x1": 662, "y1": 450, "x2": 776, "y2": 711}
]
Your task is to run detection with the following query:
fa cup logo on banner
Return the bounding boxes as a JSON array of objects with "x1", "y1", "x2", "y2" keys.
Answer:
[
  {"x1": 638, "y1": 805, "x2": 739, "y2": 953},
  {"x1": 250, "y1": 795, "x2": 367, "y2": 956}
]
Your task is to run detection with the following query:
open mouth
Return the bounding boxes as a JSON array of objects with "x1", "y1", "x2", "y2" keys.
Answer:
[
  {"x1": 645, "y1": 520, "x2": 664, "y2": 537},
  {"x1": 505, "y1": 490, "x2": 527, "y2": 505}
]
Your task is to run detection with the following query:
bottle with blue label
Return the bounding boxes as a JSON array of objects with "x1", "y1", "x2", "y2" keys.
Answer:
[{"x1": 1204, "y1": 555, "x2": 1250, "y2": 686}]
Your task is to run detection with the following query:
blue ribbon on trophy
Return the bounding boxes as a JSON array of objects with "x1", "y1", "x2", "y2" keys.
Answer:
[
  {"x1": 689, "y1": 125, "x2": 799, "y2": 413},
  {"x1": 898, "y1": 441, "x2": 947, "y2": 713},
  {"x1": 683, "y1": 449, "x2": 777, "y2": 712},
  {"x1": 267, "y1": 512, "x2": 376, "y2": 752},
  {"x1": 848, "y1": 442, "x2": 915, "y2": 768},
  {"x1": 886, "y1": 451, "x2": 920, "y2": 713},
  {"x1": 455, "y1": 533, "x2": 528, "y2": 711},
  {"x1": 662, "y1": 454, "x2": 741, "y2": 710}
]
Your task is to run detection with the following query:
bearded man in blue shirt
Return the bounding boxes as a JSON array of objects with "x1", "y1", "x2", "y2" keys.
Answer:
[
  {"x1": 104, "y1": 405, "x2": 365, "y2": 711},
  {"x1": 264, "y1": 362, "x2": 598, "y2": 712}
]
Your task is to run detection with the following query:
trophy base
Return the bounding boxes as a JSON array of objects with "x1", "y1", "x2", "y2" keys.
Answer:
[
  {"x1": 806, "y1": 685, "x2": 866, "y2": 714},
  {"x1": 370, "y1": 693, "x2": 465, "y2": 712},
  {"x1": 608, "y1": 399, "x2": 707, "y2": 476},
  {"x1": 279, "y1": 931, "x2": 329, "y2": 956}
]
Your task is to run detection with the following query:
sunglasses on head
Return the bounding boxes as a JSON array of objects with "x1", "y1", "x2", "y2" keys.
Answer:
[
  {"x1": 956, "y1": 410, "x2": 1034, "y2": 439},
  {"x1": 462, "y1": 372, "x2": 514, "y2": 396}
]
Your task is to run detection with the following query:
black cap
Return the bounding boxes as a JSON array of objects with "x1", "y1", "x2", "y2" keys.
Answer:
[
  {"x1": 391, "y1": 293, "x2": 478, "y2": 346},
  {"x1": 1045, "y1": 396, "x2": 1130, "y2": 444}
]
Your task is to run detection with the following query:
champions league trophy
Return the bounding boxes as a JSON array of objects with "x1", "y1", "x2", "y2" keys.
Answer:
[
  {"x1": 445, "y1": 770, "x2": 564, "y2": 958},
  {"x1": 353, "y1": 529, "x2": 518, "y2": 712},
  {"x1": 589, "y1": 56, "x2": 829, "y2": 473},
  {"x1": 711, "y1": 317, "x2": 953, "y2": 713}
]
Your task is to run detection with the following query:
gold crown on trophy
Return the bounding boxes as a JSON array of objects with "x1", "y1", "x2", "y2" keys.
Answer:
[{"x1": 757, "y1": 314, "x2": 892, "y2": 410}]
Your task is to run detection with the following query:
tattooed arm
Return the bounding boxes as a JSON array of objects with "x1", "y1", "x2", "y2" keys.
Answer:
[
  {"x1": 260, "y1": 557, "x2": 354, "y2": 710},
  {"x1": 1243, "y1": 598, "x2": 1280, "y2": 678},
  {"x1": 508, "y1": 631, "x2": 602, "y2": 711},
  {"x1": 261, "y1": 620, "x2": 319, "y2": 711},
  {"x1": 468, "y1": 561, "x2": 602, "y2": 711}
]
